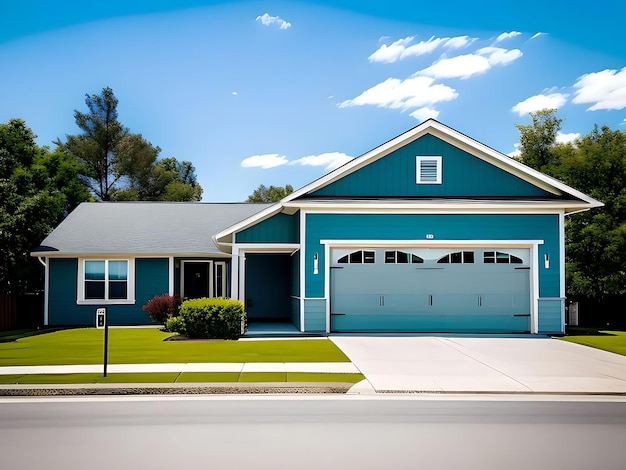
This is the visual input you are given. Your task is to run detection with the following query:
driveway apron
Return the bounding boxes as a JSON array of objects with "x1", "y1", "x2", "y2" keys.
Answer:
[{"x1": 330, "y1": 335, "x2": 626, "y2": 394}]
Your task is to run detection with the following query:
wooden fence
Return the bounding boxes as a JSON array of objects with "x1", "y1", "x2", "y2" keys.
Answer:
[{"x1": 0, "y1": 294, "x2": 44, "y2": 331}]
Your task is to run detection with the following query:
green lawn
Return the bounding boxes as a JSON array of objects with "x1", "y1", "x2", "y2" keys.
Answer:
[
  {"x1": 0, "y1": 328, "x2": 351, "y2": 366},
  {"x1": 0, "y1": 372, "x2": 365, "y2": 385},
  {"x1": 560, "y1": 328, "x2": 626, "y2": 356}
]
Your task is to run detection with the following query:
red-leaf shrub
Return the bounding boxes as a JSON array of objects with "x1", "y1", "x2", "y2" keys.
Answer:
[{"x1": 142, "y1": 294, "x2": 182, "y2": 323}]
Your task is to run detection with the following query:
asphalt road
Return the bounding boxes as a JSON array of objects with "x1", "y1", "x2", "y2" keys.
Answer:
[{"x1": 1, "y1": 396, "x2": 625, "y2": 470}]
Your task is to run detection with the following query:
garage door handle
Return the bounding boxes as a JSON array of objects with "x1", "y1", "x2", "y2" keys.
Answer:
[
  {"x1": 331, "y1": 313, "x2": 346, "y2": 316},
  {"x1": 330, "y1": 266, "x2": 344, "y2": 269},
  {"x1": 478, "y1": 296, "x2": 482, "y2": 307},
  {"x1": 513, "y1": 313, "x2": 531, "y2": 317},
  {"x1": 515, "y1": 267, "x2": 530, "y2": 270},
  {"x1": 380, "y1": 296, "x2": 385, "y2": 307},
  {"x1": 429, "y1": 295, "x2": 433, "y2": 306}
]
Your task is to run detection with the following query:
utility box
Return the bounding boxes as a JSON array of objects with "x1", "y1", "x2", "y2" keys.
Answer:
[
  {"x1": 568, "y1": 301, "x2": 579, "y2": 326},
  {"x1": 95, "y1": 308, "x2": 106, "y2": 329}
]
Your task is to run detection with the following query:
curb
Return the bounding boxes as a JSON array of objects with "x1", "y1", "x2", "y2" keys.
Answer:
[{"x1": 0, "y1": 382, "x2": 354, "y2": 396}]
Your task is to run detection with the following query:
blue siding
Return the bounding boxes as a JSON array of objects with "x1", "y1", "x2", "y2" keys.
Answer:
[
  {"x1": 303, "y1": 299, "x2": 326, "y2": 332},
  {"x1": 538, "y1": 298, "x2": 565, "y2": 334},
  {"x1": 48, "y1": 258, "x2": 169, "y2": 326},
  {"x1": 304, "y1": 213, "x2": 560, "y2": 301},
  {"x1": 291, "y1": 297, "x2": 301, "y2": 330},
  {"x1": 309, "y1": 134, "x2": 553, "y2": 198},
  {"x1": 236, "y1": 212, "x2": 299, "y2": 243}
]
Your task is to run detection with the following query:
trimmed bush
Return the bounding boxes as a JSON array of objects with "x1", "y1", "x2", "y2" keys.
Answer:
[
  {"x1": 179, "y1": 298, "x2": 245, "y2": 339},
  {"x1": 164, "y1": 315, "x2": 185, "y2": 334},
  {"x1": 142, "y1": 294, "x2": 182, "y2": 323}
]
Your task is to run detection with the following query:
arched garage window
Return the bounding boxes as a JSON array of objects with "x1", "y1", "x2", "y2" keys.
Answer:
[
  {"x1": 337, "y1": 250, "x2": 375, "y2": 264},
  {"x1": 384, "y1": 251, "x2": 424, "y2": 264},
  {"x1": 484, "y1": 251, "x2": 523, "y2": 264},
  {"x1": 437, "y1": 251, "x2": 475, "y2": 264}
]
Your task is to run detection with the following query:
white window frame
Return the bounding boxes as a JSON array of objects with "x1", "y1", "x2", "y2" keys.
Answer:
[
  {"x1": 77, "y1": 258, "x2": 135, "y2": 305},
  {"x1": 214, "y1": 261, "x2": 227, "y2": 298},
  {"x1": 416, "y1": 156, "x2": 442, "y2": 184}
]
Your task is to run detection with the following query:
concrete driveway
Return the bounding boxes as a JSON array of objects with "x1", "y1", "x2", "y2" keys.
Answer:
[{"x1": 330, "y1": 335, "x2": 626, "y2": 394}]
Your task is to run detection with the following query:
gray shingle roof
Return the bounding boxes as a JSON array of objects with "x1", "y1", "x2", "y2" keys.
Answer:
[{"x1": 32, "y1": 202, "x2": 273, "y2": 256}]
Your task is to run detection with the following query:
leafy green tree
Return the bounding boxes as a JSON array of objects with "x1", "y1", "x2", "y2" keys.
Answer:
[
  {"x1": 514, "y1": 108, "x2": 563, "y2": 173},
  {"x1": 0, "y1": 119, "x2": 90, "y2": 294},
  {"x1": 59, "y1": 87, "x2": 202, "y2": 202},
  {"x1": 246, "y1": 184, "x2": 294, "y2": 202},
  {"x1": 515, "y1": 110, "x2": 626, "y2": 322}
]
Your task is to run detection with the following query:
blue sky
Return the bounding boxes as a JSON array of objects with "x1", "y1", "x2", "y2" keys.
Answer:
[{"x1": 1, "y1": 1, "x2": 625, "y2": 201}]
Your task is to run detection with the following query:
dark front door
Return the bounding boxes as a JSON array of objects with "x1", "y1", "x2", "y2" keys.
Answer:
[
  {"x1": 183, "y1": 262, "x2": 211, "y2": 299},
  {"x1": 245, "y1": 254, "x2": 291, "y2": 320}
]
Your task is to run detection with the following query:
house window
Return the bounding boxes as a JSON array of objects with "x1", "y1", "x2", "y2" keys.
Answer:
[
  {"x1": 78, "y1": 259, "x2": 134, "y2": 304},
  {"x1": 437, "y1": 251, "x2": 475, "y2": 264},
  {"x1": 214, "y1": 261, "x2": 227, "y2": 297},
  {"x1": 338, "y1": 250, "x2": 375, "y2": 264},
  {"x1": 384, "y1": 251, "x2": 424, "y2": 264},
  {"x1": 416, "y1": 156, "x2": 442, "y2": 184},
  {"x1": 484, "y1": 251, "x2": 523, "y2": 264}
]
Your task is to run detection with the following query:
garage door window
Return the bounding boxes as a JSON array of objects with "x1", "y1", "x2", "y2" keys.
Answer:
[
  {"x1": 338, "y1": 250, "x2": 376, "y2": 264},
  {"x1": 484, "y1": 251, "x2": 523, "y2": 264},
  {"x1": 385, "y1": 251, "x2": 424, "y2": 264},
  {"x1": 437, "y1": 251, "x2": 474, "y2": 264}
]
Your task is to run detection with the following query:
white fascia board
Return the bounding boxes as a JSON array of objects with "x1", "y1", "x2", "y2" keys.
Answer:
[
  {"x1": 320, "y1": 239, "x2": 544, "y2": 248},
  {"x1": 235, "y1": 244, "x2": 300, "y2": 253},
  {"x1": 212, "y1": 203, "x2": 284, "y2": 248},
  {"x1": 31, "y1": 252, "x2": 234, "y2": 259},
  {"x1": 280, "y1": 119, "x2": 603, "y2": 210},
  {"x1": 282, "y1": 201, "x2": 589, "y2": 214}
]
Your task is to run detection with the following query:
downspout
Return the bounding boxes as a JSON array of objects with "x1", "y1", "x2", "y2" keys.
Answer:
[{"x1": 38, "y1": 257, "x2": 49, "y2": 326}]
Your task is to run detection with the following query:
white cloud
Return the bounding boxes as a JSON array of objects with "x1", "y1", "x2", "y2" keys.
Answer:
[
  {"x1": 256, "y1": 13, "x2": 291, "y2": 30},
  {"x1": 232, "y1": 91, "x2": 238, "y2": 96},
  {"x1": 338, "y1": 76, "x2": 458, "y2": 110},
  {"x1": 511, "y1": 92, "x2": 568, "y2": 116},
  {"x1": 368, "y1": 35, "x2": 474, "y2": 63},
  {"x1": 415, "y1": 48, "x2": 521, "y2": 80},
  {"x1": 530, "y1": 32, "x2": 546, "y2": 40},
  {"x1": 417, "y1": 54, "x2": 490, "y2": 79},
  {"x1": 291, "y1": 152, "x2": 353, "y2": 170},
  {"x1": 495, "y1": 31, "x2": 521, "y2": 42},
  {"x1": 409, "y1": 107, "x2": 440, "y2": 121},
  {"x1": 556, "y1": 132, "x2": 580, "y2": 144},
  {"x1": 241, "y1": 153, "x2": 289, "y2": 169},
  {"x1": 444, "y1": 35, "x2": 475, "y2": 50},
  {"x1": 572, "y1": 67, "x2": 626, "y2": 110},
  {"x1": 476, "y1": 47, "x2": 523, "y2": 66},
  {"x1": 508, "y1": 143, "x2": 521, "y2": 159}
]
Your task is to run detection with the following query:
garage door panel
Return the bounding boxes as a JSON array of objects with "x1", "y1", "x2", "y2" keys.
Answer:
[{"x1": 330, "y1": 247, "x2": 531, "y2": 333}]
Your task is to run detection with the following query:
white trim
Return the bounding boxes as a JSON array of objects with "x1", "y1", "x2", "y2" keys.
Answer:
[
  {"x1": 324, "y1": 242, "x2": 331, "y2": 334},
  {"x1": 168, "y1": 257, "x2": 174, "y2": 296},
  {"x1": 283, "y1": 201, "x2": 592, "y2": 214},
  {"x1": 76, "y1": 258, "x2": 135, "y2": 305},
  {"x1": 416, "y1": 155, "x2": 442, "y2": 184},
  {"x1": 229, "y1": 243, "x2": 300, "y2": 252},
  {"x1": 231, "y1": 244, "x2": 240, "y2": 301},
  {"x1": 299, "y1": 210, "x2": 306, "y2": 332},
  {"x1": 180, "y1": 260, "x2": 214, "y2": 299},
  {"x1": 320, "y1": 239, "x2": 544, "y2": 248},
  {"x1": 558, "y1": 211, "x2": 566, "y2": 299},
  {"x1": 321, "y1": 239, "x2": 543, "y2": 334},
  {"x1": 214, "y1": 261, "x2": 227, "y2": 297},
  {"x1": 43, "y1": 257, "x2": 49, "y2": 326}
]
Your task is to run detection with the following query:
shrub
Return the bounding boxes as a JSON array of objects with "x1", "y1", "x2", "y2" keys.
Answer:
[
  {"x1": 164, "y1": 315, "x2": 185, "y2": 334},
  {"x1": 178, "y1": 298, "x2": 245, "y2": 339},
  {"x1": 142, "y1": 294, "x2": 182, "y2": 323}
]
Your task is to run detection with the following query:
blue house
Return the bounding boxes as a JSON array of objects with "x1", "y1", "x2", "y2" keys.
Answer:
[{"x1": 33, "y1": 119, "x2": 602, "y2": 334}]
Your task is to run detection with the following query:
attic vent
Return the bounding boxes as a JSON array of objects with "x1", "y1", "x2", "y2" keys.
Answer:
[{"x1": 416, "y1": 156, "x2": 442, "y2": 184}]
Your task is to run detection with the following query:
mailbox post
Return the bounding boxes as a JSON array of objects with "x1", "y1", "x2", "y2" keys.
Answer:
[{"x1": 95, "y1": 308, "x2": 108, "y2": 377}]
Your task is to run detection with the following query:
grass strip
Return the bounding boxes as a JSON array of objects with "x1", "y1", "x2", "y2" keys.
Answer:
[
  {"x1": 0, "y1": 372, "x2": 365, "y2": 385},
  {"x1": 560, "y1": 329, "x2": 626, "y2": 356},
  {"x1": 0, "y1": 328, "x2": 350, "y2": 366}
]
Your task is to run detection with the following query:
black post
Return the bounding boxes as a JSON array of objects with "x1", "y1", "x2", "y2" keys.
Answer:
[{"x1": 103, "y1": 315, "x2": 109, "y2": 377}]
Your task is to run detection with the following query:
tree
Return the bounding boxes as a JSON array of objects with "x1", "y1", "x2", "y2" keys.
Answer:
[
  {"x1": 58, "y1": 87, "x2": 203, "y2": 202},
  {"x1": 515, "y1": 110, "x2": 626, "y2": 324},
  {"x1": 246, "y1": 184, "x2": 294, "y2": 202},
  {"x1": 514, "y1": 108, "x2": 563, "y2": 174},
  {"x1": 0, "y1": 119, "x2": 90, "y2": 294},
  {"x1": 59, "y1": 87, "x2": 128, "y2": 201}
]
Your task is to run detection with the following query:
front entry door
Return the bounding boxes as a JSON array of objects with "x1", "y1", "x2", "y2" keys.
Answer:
[{"x1": 182, "y1": 261, "x2": 212, "y2": 299}]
